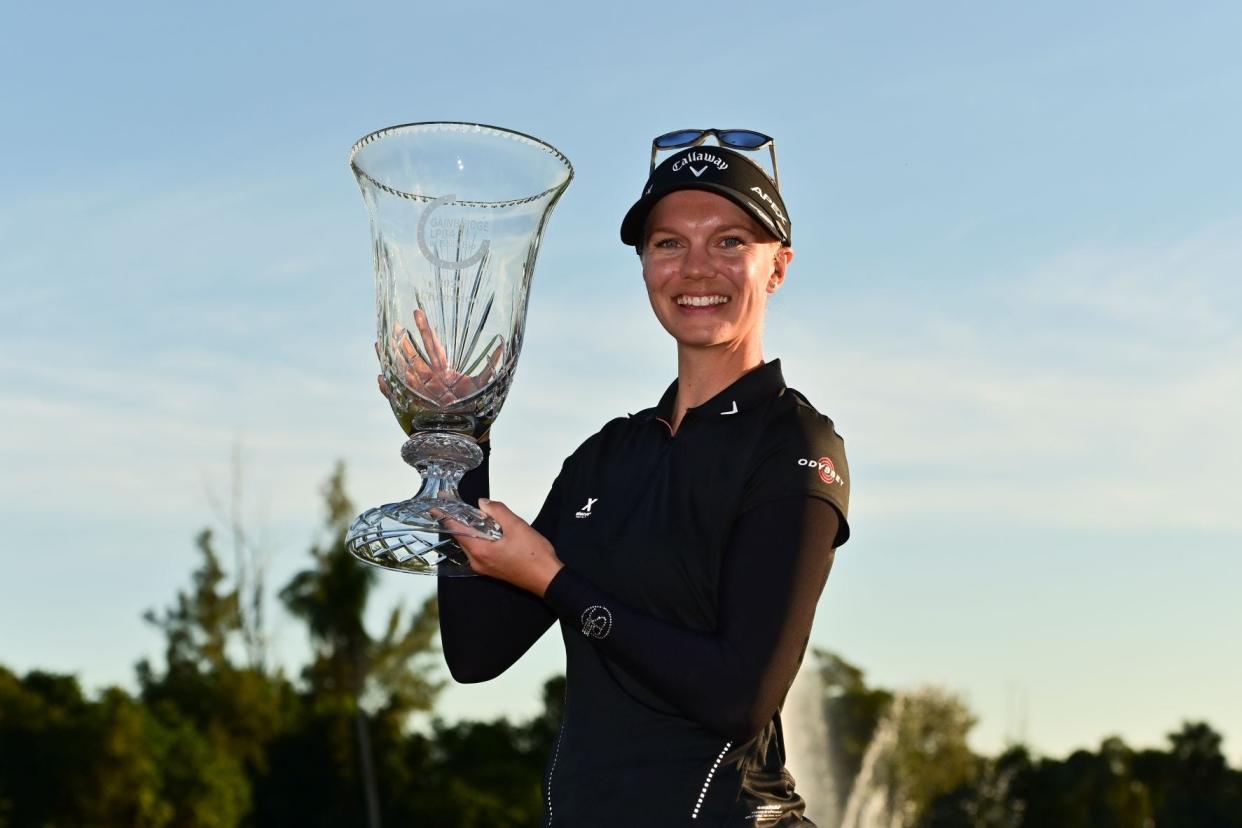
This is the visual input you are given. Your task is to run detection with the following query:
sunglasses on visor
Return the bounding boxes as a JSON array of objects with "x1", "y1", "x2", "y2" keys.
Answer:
[{"x1": 650, "y1": 128, "x2": 780, "y2": 189}]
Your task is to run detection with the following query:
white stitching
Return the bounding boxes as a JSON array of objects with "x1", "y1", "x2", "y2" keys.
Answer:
[
  {"x1": 545, "y1": 711, "x2": 566, "y2": 825},
  {"x1": 690, "y1": 740, "x2": 732, "y2": 819}
]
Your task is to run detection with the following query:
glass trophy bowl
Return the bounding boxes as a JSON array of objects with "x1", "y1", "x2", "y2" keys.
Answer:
[{"x1": 345, "y1": 122, "x2": 573, "y2": 575}]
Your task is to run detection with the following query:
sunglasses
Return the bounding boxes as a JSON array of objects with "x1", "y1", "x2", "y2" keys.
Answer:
[{"x1": 650, "y1": 128, "x2": 780, "y2": 189}]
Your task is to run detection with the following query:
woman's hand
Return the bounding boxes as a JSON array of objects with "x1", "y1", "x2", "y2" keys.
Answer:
[
  {"x1": 377, "y1": 308, "x2": 503, "y2": 407},
  {"x1": 452, "y1": 499, "x2": 564, "y2": 597}
]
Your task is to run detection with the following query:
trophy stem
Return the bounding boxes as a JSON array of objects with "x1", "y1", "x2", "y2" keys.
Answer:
[
  {"x1": 344, "y1": 432, "x2": 500, "y2": 576},
  {"x1": 400, "y1": 431, "x2": 483, "y2": 501}
]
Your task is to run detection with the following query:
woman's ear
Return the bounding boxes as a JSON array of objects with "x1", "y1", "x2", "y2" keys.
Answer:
[{"x1": 768, "y1": 245, "x2": 794, "y2": 293}]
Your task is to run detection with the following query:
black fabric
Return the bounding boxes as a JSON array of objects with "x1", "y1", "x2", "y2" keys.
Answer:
[
  {"x1": 439, "y1": 360, "x2": 849, "y2": 826},
  {"x1": 542, "y1": 498, "x2": 837, "y2": 742},
  {"x1": 439, "y1": 448, "x2": 556, "y2": 684}
]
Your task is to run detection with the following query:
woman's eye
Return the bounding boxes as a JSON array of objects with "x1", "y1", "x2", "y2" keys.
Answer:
[
  {"x1": 652, "y1": 237, "x2": 680, "y2": 249},
  {"x1": 719, "y1": 236, "x2": 745, "y2": 248}
]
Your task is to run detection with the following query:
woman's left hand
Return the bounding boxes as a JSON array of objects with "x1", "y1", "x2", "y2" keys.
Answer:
[{"x1": 453, "y1": 499, "x2": 565, "y2": 597}]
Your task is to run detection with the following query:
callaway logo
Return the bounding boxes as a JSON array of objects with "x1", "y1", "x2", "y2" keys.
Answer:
[
  {"x1": 748, "y1": 185, "x2": 788, "y2": 229},
  {"x1": 672, "y1": 151, "x2": 729, "y2": 176},
  {"x1": 575, "y1": 497, "x2": 598, "y2": 519},
  {"x1": 798, "y1": 457, "x2": 845, "y2": 486}
]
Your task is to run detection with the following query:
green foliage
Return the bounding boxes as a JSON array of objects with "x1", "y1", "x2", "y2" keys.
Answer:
[
  {"x1": 921, "y1": 745, "x2": 1031, "y2": 828},
  {"x1": 3, "y1": 464, "x2": 1241, "y2": 827},
  {"x1": 841, "y1": 686, "x2": 978, "y2": 827},
  {"x1": 148, "y1": 710, "x2": 252, "y2": 828},
  {"x1": 386, "y1": 675, "x2": 565, "y2": 828},
  {"x1": 0, "y1": 670, "x2": 154, "y2": 826},
  {"x1": 0, "y1": 669, "x2": 253, "y2": 828},
  {"x1": 272, "y1": 462, "x2": 444, "y2": 827},
  {"x1": 142, "y1": 529, "x2": 241, "y2": 677},
  {"x1": 1134, "y1": 722, "x2": 1242, "y2": 828},
  {"x1": 278, "y1": 462, "x2": 442, "y2": 719},
  {"x1": 279, "y1": 462, "x2": 376, "y2": 707},
  {"x1": 815, "y1": 647, "x2": 894, "y2": 806},
  {"x1": 918, "y1": 724, "x2": 1242, "y2": 828},
  {"x1": 887, "y1": 688, "x2": 979, "y2": 823},
  {"x1": 405, "y1": 718, "x2": 546, "y2": 827},
  {"x1": 133, "y1": 522, "x2": 296, "y2": 827}
]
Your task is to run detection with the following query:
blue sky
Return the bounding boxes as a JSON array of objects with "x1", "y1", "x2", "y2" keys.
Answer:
[{"x1": 2, "y1": 1, "x2": 1240, "y2": 763}]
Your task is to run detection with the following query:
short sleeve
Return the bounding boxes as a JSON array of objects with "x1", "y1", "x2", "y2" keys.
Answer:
[{"x1": 738, "y1": 408, "x2": 851, "y2": 547}]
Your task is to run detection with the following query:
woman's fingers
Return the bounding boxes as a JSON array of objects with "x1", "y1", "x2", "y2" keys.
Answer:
[
  {"x1": 440, "y1": 515, "x2": 493, "y2": 574},
  {"x1": 477, "y1": 497, "x2": 506, "y2": 521},
  {"x1": 476, "y1": 341, "x2": 505, "y2": 386},
  {"x1": 478, "y1": 498, "x2": 526, "y2": 531},
  {"x1": 448, "y1": 373, "x2": 475, "y2": 400},
  {"x1": 414, "y1": 308, "x2": 449, "y2": 374},
  {"x1": 398, "y1": 329, "x2": 420, "y2": 364}
]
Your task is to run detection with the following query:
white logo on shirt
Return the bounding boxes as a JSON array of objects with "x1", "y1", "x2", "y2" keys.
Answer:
[
  {"x1": 580, "y1": 605, "x2": 612, "y2": 639},
  {"x1": 798, "y1": 457, "x2": 845, "y2": 486},
  {"x1": 575, "y1": 497, "x2": 598, "y2": 519},
  {"x1": 748, "y1": 185, "x2": 788, "y2": 229},
  {"x1": 720, "y1": 400, "x2": 739, "y2": 415},
  {"x1": 748, "y1": 803, "x2": 785, "y2": 824}
]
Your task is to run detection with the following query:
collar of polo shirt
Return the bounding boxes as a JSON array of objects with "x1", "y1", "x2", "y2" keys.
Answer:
[{"x1": 633, "y1": 359, "x2": 788, "y2": 424}]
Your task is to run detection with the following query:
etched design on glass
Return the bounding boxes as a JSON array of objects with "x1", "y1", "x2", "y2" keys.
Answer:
[{"x1": 344, "y1": 122, "x2": 573, "y2": 576}]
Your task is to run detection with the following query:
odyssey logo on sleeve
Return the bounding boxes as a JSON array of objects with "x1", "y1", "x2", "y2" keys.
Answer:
[
  {"x1": 798, "y1": 457, "x2": 845, "y2": 486},
  {"x1": 575, "y1": 497, "x2": 598, "y2": 519}
]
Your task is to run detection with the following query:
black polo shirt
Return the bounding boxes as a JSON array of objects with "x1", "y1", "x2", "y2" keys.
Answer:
[{"x1": 532, "y1": 358, "x2": 850, "y2": 826}]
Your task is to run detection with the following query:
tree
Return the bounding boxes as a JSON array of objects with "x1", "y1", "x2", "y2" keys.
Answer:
[
  {"x1": 137, "y1": 526, "x2": 294, "y2": 828},
  {"x1": 841, "y1": 688, "x2": 977, "y2": 828},
  {"x1": 0, "y1": 668, "x2": 199, "y2": 828},
  {"x1": 276, "y1": 462, "x2": 443, "y2": 828},
  {"x1": 815, "y1": 648, "x2": 894, "y2": 809},
  {"x1": 141, "y1": 529, "x2": 240, "y2": 678},
  {"x1": 203, "y1": 443, "x2": 272, "y2": 671},
  {"x1": 387, "y1": 674, "x2": 564, "y2": 828},
  {"x1": 1133, "y1": 721, "x2": 1242, "y2": 827}
]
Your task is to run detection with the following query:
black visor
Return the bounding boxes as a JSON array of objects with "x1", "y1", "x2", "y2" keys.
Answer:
[{"x1": 620, "y1": 146, "x2": 791, "y2": 247}]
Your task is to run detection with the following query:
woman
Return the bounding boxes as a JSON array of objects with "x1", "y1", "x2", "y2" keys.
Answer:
[{"x1": 403, "y1": 131, "x2": 850, "y2": 826}]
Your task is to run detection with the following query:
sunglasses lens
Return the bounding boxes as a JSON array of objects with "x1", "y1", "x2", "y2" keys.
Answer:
[
  {"x1": 653, "y1": 130, "x2": 705, "y2": 148},
  {"x1": 718, "y1": 130, "x2": 771, "y2": 149}
]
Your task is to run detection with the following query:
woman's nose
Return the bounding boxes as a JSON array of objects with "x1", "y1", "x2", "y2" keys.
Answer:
[{"x1": 681, "y1": 243, "x2": 714, "y2": 279}]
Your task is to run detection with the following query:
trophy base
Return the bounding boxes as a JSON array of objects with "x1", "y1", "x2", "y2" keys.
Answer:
[
  {"x1": 346, "y1": 499, "x2": 500, "y2": 576},
  {"x1": 346, "y1": 432, "x2": 501, "y2": 576}
]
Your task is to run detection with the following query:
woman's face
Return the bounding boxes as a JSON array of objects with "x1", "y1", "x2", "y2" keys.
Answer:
[{"x1": 640, "y1": 189, "x2": 793, "y2": 356}]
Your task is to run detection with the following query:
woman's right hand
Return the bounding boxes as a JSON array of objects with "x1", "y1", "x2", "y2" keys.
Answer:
[{"x1": 376, "y1": 308, "x2": 503, "y2": 406}]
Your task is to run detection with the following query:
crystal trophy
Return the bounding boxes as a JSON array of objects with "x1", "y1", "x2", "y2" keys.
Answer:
[{"x1": 345, "y1": 122, "x2": 573, "y2": 575}]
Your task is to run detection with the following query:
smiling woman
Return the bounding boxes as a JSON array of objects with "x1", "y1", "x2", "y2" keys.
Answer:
[
  {"x1": 640, "y1": 189, "x2": 793, "y2": 379},
  {"x1": 422, "y1": 132, "x2": 852, "y2": 827}
]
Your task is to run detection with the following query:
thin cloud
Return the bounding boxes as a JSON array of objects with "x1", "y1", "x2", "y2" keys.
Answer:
[{"x1": 774, "y1": 220, "x2": 1242, "y2": 532}]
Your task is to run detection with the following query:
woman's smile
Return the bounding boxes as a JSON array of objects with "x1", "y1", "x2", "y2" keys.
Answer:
[{"x1": 675, "y1": 293, "x2": 732, "y2": 309}]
